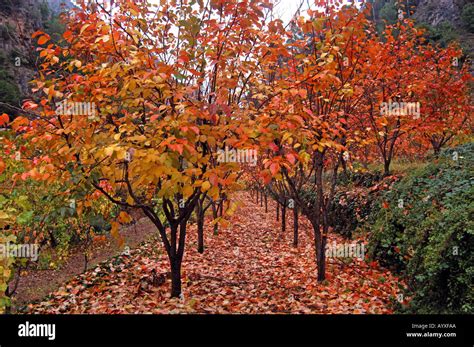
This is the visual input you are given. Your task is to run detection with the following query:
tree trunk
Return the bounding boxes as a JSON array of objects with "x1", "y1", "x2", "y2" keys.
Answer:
[
  {"x1": 196, "y1": 201, "x2": 204, "y2": 254},
  {"x1": 276, "y1": 201, "x2": 280, "y2": 222},
  {"x1": 316, "y1": 235, "x2": 327, "y2": 282},
  {"x1": 219, "y1": 198, "x2": 224, "y2": 217},
  {"x1": 383, "y1": 158, "x2": 391, "y2": 176},
  {"x1": 293, "y1": 207, "x2": 298, "y2": 247},
  {"x1": 170, "y1": 257, "x2": 182, "y2": 297},
  {"x1": 313, "y1": 154, "x2": 326, "y2": 282},
  {"x1": 281, "y1": 199, "x2": 286, "y2": 233},
  {"x1": 310, "y1": 218, "x2": 326, "y2": 282},
  {"x1": 47, "y1": 229, "x2": 58, "y2": 248},
  {"x1": 197, "y1": 218, "x2": 204, "y2": 253},
  {"x1": 432, "y1": 140, "x2": 442, "y2": 157},
  {"x1": 140, "y1": 197, "x2": 195, "y2": 299},
  {"x1": 264, "y1": 193, "x2": 268, "y2": 213},
  {"x1": 212, "y1": 202, "x2": 219, "y2": 235}
]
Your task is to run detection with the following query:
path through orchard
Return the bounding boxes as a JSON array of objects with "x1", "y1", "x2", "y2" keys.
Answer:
[{"x1": 24, "y1": 192, "x2": 402, "y2": 314}]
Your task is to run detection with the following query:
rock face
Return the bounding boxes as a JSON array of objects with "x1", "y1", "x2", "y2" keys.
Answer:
[
  {"x1": 0, "y1": 0, "x2": 74, "y2": 111},
  {"x1": 413, "y1": 0, "x2": 468, "y2": 28},
  {"x1": 412, "y1": 0, "x2": 473, "y2": 73}
]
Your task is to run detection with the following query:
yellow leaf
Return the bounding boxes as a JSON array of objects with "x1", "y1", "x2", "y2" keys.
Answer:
[
  {"x1": 118, "y1": 211, "x2": 132, "y2": 224},
  {"x1": 183, "y1": 185, "x2": 193, "y2": 197},
  {"x1": 105, "y1": 146, "x2": 115, "y2": 156},
  {"x1": 208, "y1": 186, "x2": 219, "y2": 199},
  {"x1": 80, "y1": 24, "x2": 91, "y2": 34},
  {"x1": 201, "y1": 181, "x2": 211, "y2": 192}
]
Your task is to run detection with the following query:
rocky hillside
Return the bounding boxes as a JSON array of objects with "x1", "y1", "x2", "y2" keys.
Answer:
[
  {"x1": 372, "y1": 0, "x2": 473, "y2": 71},
  {"x1": 413, "y1": 0, "x2": 469, "y2": 27},
  {"x1": 414, "y1": 0, "x2": 474, "y2": 64},
  {"x1": 0, "y1": 0, "x2": 73, "y2": 115}
]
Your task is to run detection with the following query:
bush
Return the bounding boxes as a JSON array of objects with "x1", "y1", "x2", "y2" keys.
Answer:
[
  {"x1": 329, "y1": 172, "x2": 398, "y2": 238},
  {"x1": 419, "y1": 21, "x2": 460, "y2": 47},
  {"x1": 0, "y1": 79, "x2": 21, "y2": 114},
  {"x1": 337, "y1": 170, "x2": 384, "y2": 188},
  {"x1": 43, "y1": 15, "x2": 66, "y2": 44},
  {"x1": 461, "y1": 3, "x2": 474, "y2": 33},
  {"x1": 368, "y1": 143, "x2": 474, "y2": 313},
  {"x1": 379, "y1": 1, "x2": 397, "y2": 24}
]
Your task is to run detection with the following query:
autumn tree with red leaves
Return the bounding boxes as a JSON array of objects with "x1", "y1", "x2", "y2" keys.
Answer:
[{"x1": 10, "y1": 0, "x2": 280, "y2": 297}]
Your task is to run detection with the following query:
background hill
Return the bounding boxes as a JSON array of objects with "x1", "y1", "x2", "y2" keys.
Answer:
[{"x1": 0, "y1": 0, "x2": 73, "y2": 115}]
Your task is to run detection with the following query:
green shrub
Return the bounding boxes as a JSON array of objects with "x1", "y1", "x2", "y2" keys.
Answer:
[
  {"x1": 0, "y1": 79, "x2": 21, "y2": 114},
  {"x1": 419, "y1": 21, "x2": 460, "y2": 47},
  {"x1": 380, "y1": 1, "x2": 397, "y2": 23},
  {"x1": 44, "y1": 16, "x2": 66, "y2": 43},
  {"x1": 461, "y1": 3, "x2": 474, "y2": 33},
  {"x1": 337, "y1": 170, "x2": 384, "y2": 188},
  {"x1": 329, "y1": 173, "x2": 398, "y2": 238},
  {"x1": 368, "y1": 143, "x2": 474, "y2": 313}
]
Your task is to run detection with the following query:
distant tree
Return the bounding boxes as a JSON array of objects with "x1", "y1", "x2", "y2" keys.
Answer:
[{"x1": 380, "y1": 1, "x2": 398, "y2": 23}]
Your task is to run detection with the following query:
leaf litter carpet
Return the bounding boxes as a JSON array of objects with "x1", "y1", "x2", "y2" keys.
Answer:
[{"x1": 25, "y1": 193, "x2": 403, "y2": 314}]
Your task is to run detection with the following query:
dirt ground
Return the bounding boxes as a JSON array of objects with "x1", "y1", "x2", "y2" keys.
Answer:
[{"x1": 10, "y1": 217, "x2": 157, "y2": 311}]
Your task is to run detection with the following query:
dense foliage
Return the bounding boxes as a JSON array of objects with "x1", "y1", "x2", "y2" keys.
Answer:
[{"x1": 368, "y1": 143, "x2": 474, "y2": 313}]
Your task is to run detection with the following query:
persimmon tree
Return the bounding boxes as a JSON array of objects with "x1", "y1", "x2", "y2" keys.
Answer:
[
  {"x1": 11, "y1": 0, "x2": 278, "y2": 297},
  {"x1": 357, "y1": 19, "x2": 427, "y2": 175},
  {"x1": 416, "y1": 44, "x2": 472, "y2": 155},
  {"x1": 358, "y1": 18, "x2": 472, "y2": 169},
  {"x1": 255, "y1": 2, "x2": 373, "y2": 281}
]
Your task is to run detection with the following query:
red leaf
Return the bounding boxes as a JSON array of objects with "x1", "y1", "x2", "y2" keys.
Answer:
[
  {"x1": 269, "y1": 142, "x2": 279, "y2": 152},
  {"x1": 285, "y1": 153, "x2": 297, "y2": 165},
  {"x1": 269, "y1": 163, "x2": 279, "y2": 175},
  {"x1": 38, "y1": 35, "x2": 50, "y2": 45},
  {"x1": 0, "y1": 113, "x2": 9, "y2": 126}
]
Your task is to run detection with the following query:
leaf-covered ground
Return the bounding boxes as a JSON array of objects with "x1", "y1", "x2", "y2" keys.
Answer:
[{"x1": 24, "y1": 193, "x2": 403, "y2": 314}]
